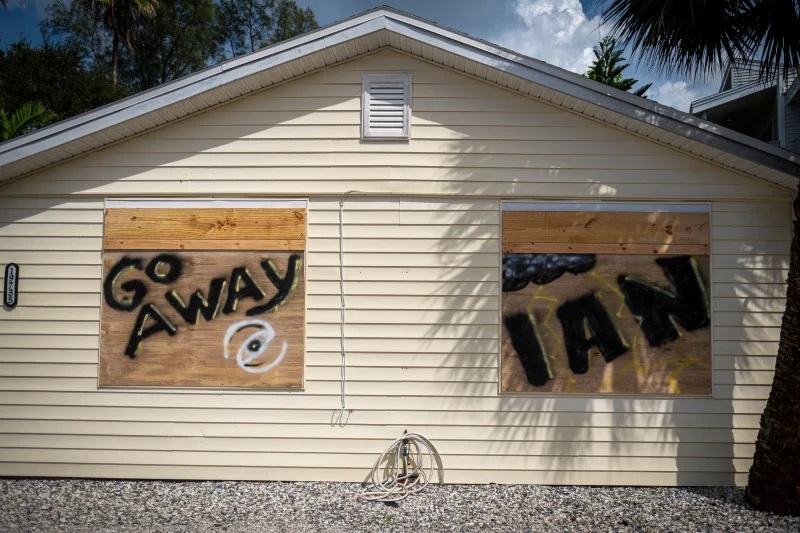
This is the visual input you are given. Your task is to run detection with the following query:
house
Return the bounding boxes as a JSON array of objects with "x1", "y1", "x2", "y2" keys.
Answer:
[
  {"x1": 690, "y1": 58, "x2": 800, "y2": 153},
  {"x1": 0, "y1": 7, "x2": 797, "y2": 486}
]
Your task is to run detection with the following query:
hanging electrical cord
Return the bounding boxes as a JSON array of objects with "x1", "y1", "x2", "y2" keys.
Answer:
[
  {"x1": 357, "y1": 431, "x2": 437, "y2": 502},
  {"x1": 332, "y1": 190, "x2": 359, "y2": 427}
]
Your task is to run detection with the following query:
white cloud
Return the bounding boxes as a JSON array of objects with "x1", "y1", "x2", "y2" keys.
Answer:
[
  {"x1": 497, "y1": 0, "x2": 605, "y2": 74},
  {"x1": 496, "y1": 1, "x2": 721, "y2": 113},
  {"x1": 648, "y1": 81, "x2": 714, "y2": 112}
]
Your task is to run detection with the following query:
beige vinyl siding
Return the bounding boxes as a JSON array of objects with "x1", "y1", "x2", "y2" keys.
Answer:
[{"x1": 0, "y1": 50, "x2": 792, "y2": 485}]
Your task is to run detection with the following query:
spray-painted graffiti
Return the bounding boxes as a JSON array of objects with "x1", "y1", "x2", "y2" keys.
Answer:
[
  {"x1": 103, "y1": 253, "x2": 302, "y2": 359},
  {"x1": 501, "y1": 253, "x2": 712, "y2": 395},
  {"x1": 502, "y1": 253, "x2": 596, "y2": 291},
  {"x1": 99, "y1": 251, "x2": 305, "y2": 388},
  {"x1": 618, "y1": 257, "x2": 710, "y2": 346},
  {"x1": 223, "y1": 319, "x2": 288, "y2": 374}
]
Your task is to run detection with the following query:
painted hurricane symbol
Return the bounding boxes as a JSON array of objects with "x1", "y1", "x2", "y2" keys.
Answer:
[{"x1": 223, "y1": 319, "x2": 288, "y2": 374}]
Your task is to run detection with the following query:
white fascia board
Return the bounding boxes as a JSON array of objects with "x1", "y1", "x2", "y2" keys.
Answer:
[
  {"x1": 690, "y1": 80, "x2": 776, "y2": 114},
  {"x1": 1, "y1": 6, "x2": 799, "y2": 184},
  {"x1": 0, "y1": 13, "x2": 387, "y2": 167}
]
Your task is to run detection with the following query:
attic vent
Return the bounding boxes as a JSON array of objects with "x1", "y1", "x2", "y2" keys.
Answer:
[{"x1": 361, "y1": 73, "x2": 411, "y2": 139}]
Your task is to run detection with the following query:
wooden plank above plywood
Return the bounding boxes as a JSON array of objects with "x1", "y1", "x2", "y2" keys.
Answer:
[
  {"x1": 104, "y1": 208, "x2": 306, "y2": 251},
  {"x1": 503, "y1": 210, "x2": 709, "y2": 255}
]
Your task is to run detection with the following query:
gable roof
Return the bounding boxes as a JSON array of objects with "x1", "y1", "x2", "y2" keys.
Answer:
[{"x1": 1, "y1": 6, "x2": 798, "y2": 189}]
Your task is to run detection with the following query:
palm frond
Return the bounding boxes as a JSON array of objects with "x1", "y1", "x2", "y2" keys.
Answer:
[
  {"x1": 0, "y1": 110, "x2": 10, "y2": 138},
  {"x1": 743, "y1": 0, "x2": 800, "y2": 80},
  {"x1": 1, "y1": 101, "x2": 57, "y2": 141},
  {"x1": 603, "y1": 0, "x2": 752, "y2": 80}
]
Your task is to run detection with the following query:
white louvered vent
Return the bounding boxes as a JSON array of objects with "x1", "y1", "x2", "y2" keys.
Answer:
[{"x1": 361, "y1": 73, "x2": 411, "y2": 139}]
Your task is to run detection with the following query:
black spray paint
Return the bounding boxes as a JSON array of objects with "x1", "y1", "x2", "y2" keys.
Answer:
[
  {"x1": 145, "y1": 254, "x2": 182, "y2": 283},
  {"x1": 104, "y1": 257, "x2": 148, "y2": 311},
  {"x1": 618, "y1": 255, "x2": 709, "y2": 347},
  {"x1": 503, "y1": 254, "x2": 710, "y2": 387},
  {"x1": 246, "y1": 255, "x2": 303, "y2": 316},
  {"x1": 502, "y1": 253, "x2": 596, "y2": 292},
  {"x1": 105, "y1": 253, "x2": 303, "y2": 358},
  {"x1": 223, "y1": 267, "x2": 266, "y2": 314},
  {"x1": 125, "y1": 303, "x2": 178, "y2": 358},
  {"x1": 556, "y1": 292, "x2": 628, "y2": 374},
  {"x1": 165, "y1": 278, "x2": 227, "y2": 325},
  {"x1": 503, "y1": 313, "x2": 552, "y2": 386}
]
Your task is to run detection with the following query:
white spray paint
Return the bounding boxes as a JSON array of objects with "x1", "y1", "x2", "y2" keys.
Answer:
[{"x1": 223, "y1": 319, "x2": 288, "y2": 374}]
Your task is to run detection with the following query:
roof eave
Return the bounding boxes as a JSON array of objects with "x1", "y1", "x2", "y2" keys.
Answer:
[
  {"x1": 1, "y1": 6, "x2": 798, "y2": 187},
  {"x1": 690, "y1": 80, "x2": 776, "y2": 114},
  {"x1": 383, "y1": 13, "x2": 800, "y2": 180}
]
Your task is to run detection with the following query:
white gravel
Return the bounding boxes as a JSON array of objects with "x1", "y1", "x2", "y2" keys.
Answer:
[{"x1": 1, "y1": 479, "x2": 799, "y2": 532}]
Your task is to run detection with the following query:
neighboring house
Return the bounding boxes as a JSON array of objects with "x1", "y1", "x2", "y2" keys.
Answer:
[
  {"x1": 0, "y1": 8, "x2": 798, "y2": 486},
  {"x1": 691, "y1": 59, "x2": 800, "y2": 153}
]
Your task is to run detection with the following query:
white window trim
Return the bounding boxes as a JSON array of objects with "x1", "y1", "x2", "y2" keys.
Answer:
[
  {"x1": 361, "y1": 73, "x2": 412, "y2": 140},
  {"x1": 105, "y1": 199, "x2": 306, "y2": 208}
]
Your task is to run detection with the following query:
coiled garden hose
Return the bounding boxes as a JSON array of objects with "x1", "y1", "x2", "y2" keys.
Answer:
[{"x1": 357, "y1": 432, "x2": 437, "y2": 502}]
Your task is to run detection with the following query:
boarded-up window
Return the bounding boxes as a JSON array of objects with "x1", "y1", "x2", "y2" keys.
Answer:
[
  {"x1": 501, "y1": 203, "x2": 711, "y2": 395},
  {"x1": 99, "y1": 200, "x2": 306, "y2": 388}
]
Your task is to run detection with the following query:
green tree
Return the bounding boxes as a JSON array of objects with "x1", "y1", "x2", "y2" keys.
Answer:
[
  {"x1": 585, "y1": 36, "x2": 651, "y2": 97},
  {"x1": 271, "y1": 0, "x2": 317, "y2": 45},
  {"x1": 1, "y1": 102, "x2": 56, "y2": 141},
  {"x1": 75, "y1": 0, "x2": 160, "y2": 84},
  {"x1": 44, "y1": 0, "x2": 319, "y2": 91},
  {"x1": 43, "y1": 1, "x2": 113, "y2": 72},
  {"x1": 44, "y1": 0, "x2": 223, "y2": 91},
  {"x1": 219, "y1": 0, "x2": 317, "y2": 58},
  {"x1": 0, "y1": 39, "x2": 129, "y2": 122},
  {"x1": 124, "y1": 0, "x2": 226, "y2": 90},
  {"x1": 604, "y1": 0, "x2": 800, "y2": 516}
]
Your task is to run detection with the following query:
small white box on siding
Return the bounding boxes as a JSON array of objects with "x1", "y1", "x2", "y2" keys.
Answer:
[{"x1": 361, "y1": 73, "x2": 411, "y2": 139}]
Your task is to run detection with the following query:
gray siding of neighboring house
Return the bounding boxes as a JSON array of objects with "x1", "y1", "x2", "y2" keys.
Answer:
[
  {"x1": 730, "y1": 61, "x2": 763, "y2": 89},
  {"x1": 785, "y1": 103, "x2": 800, "y2": 153}
]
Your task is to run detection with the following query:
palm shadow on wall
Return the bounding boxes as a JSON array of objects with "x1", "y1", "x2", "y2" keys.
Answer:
[
  {"x1": 0, "y1": 90, "x2": 370, "y2": 455},
  {"x1": 0, "y1": 67, "x2": 788, "y2": 485},
  {"x1": 413, "y1": 110, "x2": 789, "y2": 486}
]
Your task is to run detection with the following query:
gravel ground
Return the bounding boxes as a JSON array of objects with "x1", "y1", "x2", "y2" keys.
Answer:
[{"x1": 2, "y1": 479, "x2": 799, "y2": 532}]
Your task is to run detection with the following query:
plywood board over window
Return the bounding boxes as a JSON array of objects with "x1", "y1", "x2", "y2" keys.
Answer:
[
  {"x1": 100, "y1": 201, "x2": 306, "y2": 388},
  {"x1": 501, "y1": 203, "x2": 711, "y2": 395}
]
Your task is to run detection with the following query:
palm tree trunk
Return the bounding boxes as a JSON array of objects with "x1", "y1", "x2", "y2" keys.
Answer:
[
  {"x1": 746, "y1": 194, "x2": 800, "y2": 515},
  {"x1": 111, "y1": 33, "x2": 119, "y2": 85}
]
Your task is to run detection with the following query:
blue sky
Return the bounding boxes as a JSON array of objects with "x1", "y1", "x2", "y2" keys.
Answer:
[{"x1": 0, "y1": 0, "x2": 717, "y2": 110}]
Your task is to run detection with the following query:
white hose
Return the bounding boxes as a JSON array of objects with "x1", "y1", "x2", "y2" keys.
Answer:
[{"x1": 357, "y1": 432, "x2": 437, "y2": 502}]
